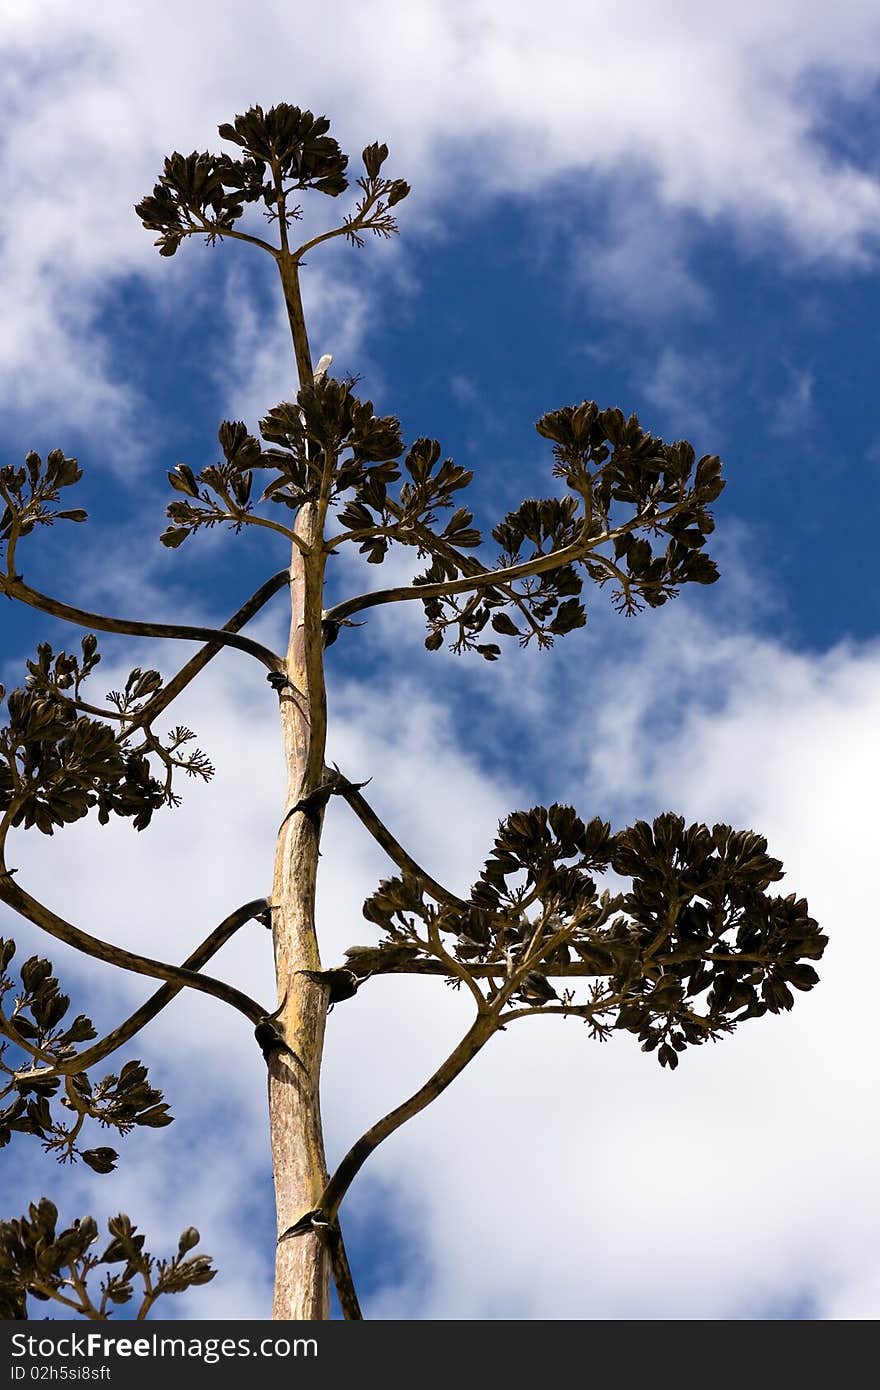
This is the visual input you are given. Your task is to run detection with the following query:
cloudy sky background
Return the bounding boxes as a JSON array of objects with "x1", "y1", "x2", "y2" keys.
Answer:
[{"x1": 1, "y1": 0, "x2": 878, "y2": 1320}]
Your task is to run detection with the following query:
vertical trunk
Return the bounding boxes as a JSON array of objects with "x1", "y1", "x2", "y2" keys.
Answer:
[{"x1": 268, "y1": 502, "x2": 331, "y2": 1319}]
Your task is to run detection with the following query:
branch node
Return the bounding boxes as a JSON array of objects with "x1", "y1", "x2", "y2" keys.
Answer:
[
  {"x1": 279, "y1": 766, "x2": 371, "y2": 831},
  {"x1": 277, "y1": 1208, "x2": 328, "y2": 1243},
  {"x1": 299, "y1": 967, "x2": 360, "y2": 1006},
  {"x1": 254, "y1": 1017, "x2": 304, "y2": 1068},
  {"x1": 321, "y1": 616, "x2": 365, "y2": 648}
]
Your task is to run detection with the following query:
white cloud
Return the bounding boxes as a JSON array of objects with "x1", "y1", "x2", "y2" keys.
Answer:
[
  {"x1": 2, "y1": 582, "x2": 879, "y2": 1319},
  {"x1": 324, "y1": 615, "x2": 880, "y2": 1320},
  {"x1": 767, "y1": 367, "x2": 815, "y2": 438},
  {"x1": 214, "y1": 259, "x2": 380, "y2": 431},
  {"x1": 641, "y1": 345, "x2": 732, "y2": 442},
  {"x1": 3, "y1": 0, "x2": 880, "y2": 437},
  {"x1": 2, "y1": 0, "x2": 879, "y2": 1324},
  {"x1": 573, "y1": 195, "x2": 712, "y2": 322}
]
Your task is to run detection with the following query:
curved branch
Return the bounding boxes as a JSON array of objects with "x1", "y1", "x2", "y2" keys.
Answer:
[
  {"x1": 292, "y1": 225, "x2": 352, "y2": 260},
  {"x1": 504, "y1": 986, "x2": 627, "y2": 1025},
  {"x1": 0, "y1": 872, "x2": 269, "y2": 1028},
  {"x1": 394, "y1": 512, "x2": 550, "y2": 643},
  {"x1": 215, "y1": 507, "x2": 301, "y2": 548},
  {"x1": 423, "y1": 918, "x2": 487, "y2": 1011},
  {"x1": 11, "y1": 899, "x2": 270, "y2": 1081},
  {"x1": 307, "y1": 1015, "x2": 497, "y2": 1224},
  {"x1": 0, "y1": 478, "x2": 22, "y2": 578},
  {"x1": 324, "y1": 524, "x2": 399, "y2": 552},
  {"x1": 307, "y1": 924, "x2": 630, "y2": 1224},
  {"x1": 191, "y1": 213, "x2": 279, "y2": 257},
  {"x1": 209, "y1": 481, "x2": 307, "y2": 554},
  {"x1": 28, "y1": 1281, "x2": 85, "y2": 1316},
  {"x1": 128, "y1": 568, "x2": 292, "y2": 733},
  {"x1": 0, "y1": 1011, "x2": 56, "y2": 1067},
  {"x1": 324, "y1": 496, "x2": 697, "y2": 627},
  {"x1": 338, "y1": 784, "x2": 470, "y2": 911},
  {"x1": 504, "y1": 1003, "x2": 591, "y2": 1022},
  {"x1": 0, "y1": 576, "x2": 284, "y2": 674},
  {"x1": 290, "y1": 188, "x2": 382, "y2": 263},
  {"x1": 68, "y1": 699, "x2": 127, "y2": 723},
  {"x1": 324, "y1": 531, "x2": 593, "y2": 626}
]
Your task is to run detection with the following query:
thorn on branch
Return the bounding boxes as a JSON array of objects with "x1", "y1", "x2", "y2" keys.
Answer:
[
  {"x1": 321, "y1": 616, "x2": 365, "y2": 648},
  {"x1": 274, "y1": 1203, "x2": 363, "y2": 1317},
  {"x1": 279, "y1": 767, "x2": 371, "y2": 831},
  {"x1": 300, "y1": 967, "x2": 360, "y2": 1006},
  {"x1": 253, "y1": 1018, "x2": 303, "y2": 1068},
  {"x1": 277, "y1": 1208, "x2": 328, "y2": 1242}
]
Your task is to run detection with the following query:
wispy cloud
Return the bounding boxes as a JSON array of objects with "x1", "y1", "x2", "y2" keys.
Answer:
[
  {"x1": 2, "y1": 0, "x2": 878, "y2": 1325},
  {"x1": 641, "y1": 345, "x2": 733, "y2": 441},
  {"x1": 214, "y1": 260, "x2": 380, "y2": 430},
  {"x1": 3, "y1": 575, "x2": 878, "y2": 1318},
  {"x1": 572, "y1": 192, "x2": 712, "y2": 322},
  {"x1": 3, "y1": 1, "x2": 880, "y2": 440},
  {"x1": 767, "y1": 366, "x2": 815, "y2": 438}
]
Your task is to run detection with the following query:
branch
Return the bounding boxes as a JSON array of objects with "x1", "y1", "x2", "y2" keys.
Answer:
[
  {"x1": 324, "y1": 496, "x2": 696, "y2": 628},
  {"x1": 505, "y1": 1004, "x2": 587, "y2": 1021},
  {"x1": 0, "y1": 477, "x2": 22, "y2": 579},
  {"x1": 324, "y1": 523, "x2": 400, "y2": 552},
  {"x1": 489, "y1": 896, "x2": 622, "y2": 1017},
  {"x1": 503, "y1": 996, "x2": 621, "y2": 1023},
  {"x1": 214, "y1": 507, "x2": 301, "y2": 548},
  {"x1": 283, "y1": 1014, "x2": 497, "y2": 1228},
  {"x1": 291, "y1": 225, "x2": 354, "y2": 260},
  {"x1": 342, "y1": 955, "x2": 616, "y2": 981},
  {"x1": 393, "y1": 511, "x2": 550, "y2": 643},
  {"x1": 0, "y1": 871, "x2": 270, "y2": 1029},
  {"x1": 191, "y1": 210, "x2": 279, "y2": 256},
  {"x1": 127, "y1": 568, "x2": 295, "y2": 735},
  {"x1": 67, "y1": 698, "x2": 127, "y2": 723},
  {"x1": 272, "y1": 158, "x2": 293, "y2": 259},
  {"x1": 0, "y1": 1011, "x2": 56, "y2": 1068},
  {"x1": 0, "y1": 576, "x2": 284, "y2": 674},
  {"x1": 28, "y1": 1280, "x2": 88, "y2": 1317},
  {"x1": 11, "y1": 899, "x2": 269, "y2": 1082},
  {"x1": 304, "y1": 926, "x2": 630, "y2": 1222},
  {"x1": 324, "y1": 525, "x2": 594, "y2": 626},
  {"x1": 422, "y1": 917, "x2": 487, "y2": 1011},
  {"x1": 290, "y1": 185, "x2": 383, "y2": 262},
  {"x1": 208, "y1": 478, "x2": 307, "y2": 553},
  {"x1": 338, "y1": 783, "x2": 470, "y2": 911}
]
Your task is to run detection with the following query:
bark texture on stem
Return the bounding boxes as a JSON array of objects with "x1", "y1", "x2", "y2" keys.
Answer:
[{"x1": 268, "y1": 501, "x2": 332, "y2": 1319}]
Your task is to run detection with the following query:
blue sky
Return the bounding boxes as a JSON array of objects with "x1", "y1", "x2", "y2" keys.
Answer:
[{"x1": 2, "y1": 1, "x2": 879, "y2": 1320}]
